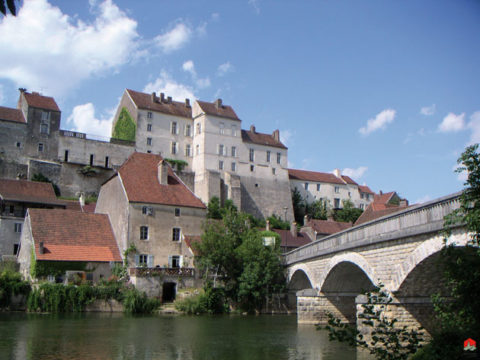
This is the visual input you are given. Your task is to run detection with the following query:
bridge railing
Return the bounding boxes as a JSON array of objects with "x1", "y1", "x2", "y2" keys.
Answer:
[{"x1": 284, "y1": 192, "x2": 462, "y2": 265}]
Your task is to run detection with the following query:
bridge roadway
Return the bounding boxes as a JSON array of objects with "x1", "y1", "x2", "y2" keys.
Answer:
[{"x1": 284, "y1": 192, "x2": 468, "y2": 334}]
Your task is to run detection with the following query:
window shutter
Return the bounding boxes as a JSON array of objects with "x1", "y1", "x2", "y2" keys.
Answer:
[
  {"x1": 168, "y1": 255, "x2": 173, "y2": 268},
  {"x1": 179, "y1": 256, "x2": 184, "y2": 268},
  {"x1": 134, "y1": 254, "x2": 140, "y2": 267},
  {"x1": 147, "y1": 255, "x2": 154, "y2": 268}
]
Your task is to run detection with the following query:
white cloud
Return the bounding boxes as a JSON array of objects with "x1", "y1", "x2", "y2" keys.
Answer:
[
  {"x1": 143, "y1": 71, "x2": 195, "y2": 102},
  {"x1": 181, "y1": 60, "x2": 210, "y2": 89},
  {"x1": 467, "y1": 111, "x2": 480, "y2": 144},
  {"x1": 248, "y1": 0, "x2": 261, "y2": 14},
  {"x1": 0, "y1": 0, "x2": 140, "y2": 97},
  {"x1": 280, "y1": 129, "x2": 293, "y2": 147},
  {"x1": 359, "y1": 109, "x2": 396, "y2": 136},
  {"x1": 154, "y1": 22, "x2": 192, "y2": 53},
  {"x1": 438, "y1": 112, "x2": 466, "y2": 133},
  {"x1": 217, "y1": 62, "x2": 234, "y2": 77},
  {"x1": 415, "y1": 195, "x2": 431, "y2": 204},
  {"x1": 420, "y1": 104, "x2": 436, "y2": 116},
  {"x1": 453, "y1": 163, "x2": 468, "y2": 183},
  {"x1": 68, "y1": 103, "x2": 113, "y2": 137},
  {"x1": 342, "y1": 166, "x2": 368, "y2": 180}
]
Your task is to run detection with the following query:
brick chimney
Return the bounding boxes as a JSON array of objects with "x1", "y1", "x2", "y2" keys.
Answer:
[
  {"x1": 215, "y1": 98, "x2": 222, "y2": 109},
  {"x1": 333, "y1": 168, "x2": 341, "y2": 178},
  {"x1": 158, "y1": 160, "x2": 169, "y2": 185},
  {"x1": 160, "y1": 93, "x2": 165, "y2": 103},
  {"x1": 272, "y1": 129, "x2": 280, "y2": 141},
  {"x1": 250, "y1": 125, "x2": 256, "y2": 133},
  {"x1": 151, "y1": 92, "x2": 157, "y2": 103},
  {"x1": 39, "y1": 242, "x2": 44, "y2": 254},
  {"x1": 185, "y1": 98, "x2": 190, "y2": 108}
]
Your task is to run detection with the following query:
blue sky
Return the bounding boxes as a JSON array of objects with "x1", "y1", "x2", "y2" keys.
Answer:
[{"x1": 0, "y1": 0, "x2": 479, "y2": 204}]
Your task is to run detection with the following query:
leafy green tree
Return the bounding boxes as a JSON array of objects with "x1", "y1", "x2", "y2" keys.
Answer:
[
  {"x1": 267, "y1": 214, "x2": 290, "y2": 230},
  {"x1": 292, "y1": 188, "x2": 305, "y2": 223},
  {"x1": 333, "y1": 199, "x2": 363, "y2": 223},
  {"x1": 306, "y1": 198, "x2": 330, "y2": 220},
  {"x1": 206, "y1": 196, "x2": 222, "y2": 219},
  {"x1": 112, "y1": 107, "x2": 136, "y2": 141}
]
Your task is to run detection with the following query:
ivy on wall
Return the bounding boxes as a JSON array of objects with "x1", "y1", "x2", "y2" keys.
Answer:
[
  {"x1": 112, "y1": 107, "x2": 136, "y2": 142},
  {"x1": 164, "y1": 158, "x2": 188, "y2": 172},
  {"x1": 30, "y1": 246, "x2": 87, "y2": 279}
]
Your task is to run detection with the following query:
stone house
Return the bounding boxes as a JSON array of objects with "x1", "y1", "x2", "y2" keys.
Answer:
[
  {"x1": 17, "y1": 209, "x2": 122, "y2": 283},
  {"x1": 289, "y1": 168, "x2": 375, "y2": 210},
  {"x1": 354, "y1": 191, "x2": 409, "y2": 225},
  {"x1": 0, "y1": 179, "x2": 66, "y2": 259}
]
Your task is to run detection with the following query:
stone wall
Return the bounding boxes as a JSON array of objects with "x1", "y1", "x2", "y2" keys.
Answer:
[
  {"x1": 297, "y1": 291, "x2": 356, "y2": 325},
  {"x1": 130, "y1": 272, "x2": 196, "y2": 299}
]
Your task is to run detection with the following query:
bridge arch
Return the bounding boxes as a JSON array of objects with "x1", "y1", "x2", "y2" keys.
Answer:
[{"x1": 286, "y1": 265, "x2": 315, "y2": 309}]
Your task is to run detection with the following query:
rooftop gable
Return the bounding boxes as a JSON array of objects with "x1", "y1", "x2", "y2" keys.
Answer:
[
  {"x1": 196, "y1": 99, "x2": 240, "y2": 121},
  {"x1": 0, "y1": 106, "x2": 25, "y2": 123},
  {"x1": 126, "y1": 89, "x2": 192, "y2": 118},
  {"x1": 242, "y1": 128, "x2": 287, "y2": 149},
  {"x1": 0, "y1": 179, "x2": 61, "y2": 205},
  {"x1": 307, "y1": 219, "x2": 352, "y2": 235},
  {"x1": 341, "y1": 175, "x2": 358, "y2": 185},
  {"x1": 22, "y1": 91, "x2": 60, "y2": 112},
  {"x1": 272, "y1": 229, "x2": 312, "y2": 248},
  {"x1": 29, "y1": 209, "x2": 122, "y2": 262},
  {"x1": 288, "y1": 168, "x2": 345, "y2": 184},
  {"x1": 117, "y1": 152, "x2": 206, "y2": 209},
  {"x1": 359, "y1": 185, "x2": 374, "y2": 194}
]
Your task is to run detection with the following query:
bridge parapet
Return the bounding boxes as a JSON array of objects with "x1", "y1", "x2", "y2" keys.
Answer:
[{"x1": 285, "y1": 192, "x2": 461, "y2": 266}]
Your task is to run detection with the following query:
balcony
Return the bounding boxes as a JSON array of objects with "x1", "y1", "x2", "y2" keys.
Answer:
[{"x1": 129, "y1": 267, "x2": 195, "y2": 278}]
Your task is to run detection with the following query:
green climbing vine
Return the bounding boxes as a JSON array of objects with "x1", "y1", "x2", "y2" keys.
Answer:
[{"x1": 112, "y1": 107, "x2": 136, "y2": 142}]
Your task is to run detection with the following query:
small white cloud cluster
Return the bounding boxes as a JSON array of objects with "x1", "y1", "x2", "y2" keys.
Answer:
[
  {"x1": 342, "y1": 166, "x2": 368, "y2": 180},
  {"x1": 143, "y1": 71, "x2": 196, "y2": 102},
  {"x1": 359, "y1": 109, "x2": 396, "y2": 136},
  {"x1": 420, "y1": 104, "x2": 436, "y2": 116},
  {"x1": 67, "y1": 103, "x2": 114, "y2": 137},
  {"x1": 154, "y1": 22, "x2": 192, "y2": 53},
  {"x1": 182, "y1": 60, "x2": 211, "y2": 89},
  {"x1": 438, "y1": 111, "x2": 480, "y2": 144}
]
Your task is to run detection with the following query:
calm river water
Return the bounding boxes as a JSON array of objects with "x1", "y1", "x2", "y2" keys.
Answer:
[{"x1": 0, "y1": 313, "x2": 371, "y2": 360}]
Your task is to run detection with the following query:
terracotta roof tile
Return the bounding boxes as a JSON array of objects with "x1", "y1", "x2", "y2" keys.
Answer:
[
  {"x1": 23, "y1": 92, "x2": 60, "y2": 112},
  {"x1": 0, "y1": 106, "x2": 25, "y2": 123},
  {"x1": 273, "y1": 229, "x2": 312, "y2": 248},
  {"x1": 341, "y1": 175, "x2": 358, "y2": 185},
  {"x1": 0, "y1": 179, "x2": 63, "y2": 206},
  {"x1": 307, "y1": 219, "x2": 352, "y2": 235},
  {"x1": 58, "y1": 199, "x2": 82, "y2": 211},
  {"x1": 29, "y1": 209, "x2": 122, "y2": 262},
  {"x1": 118, "y1": 152, "x2": 206, "y2": 209},
  {"x1": 359, "y1": 185, "x2": 374, "y2": 194},
  {"x1": 241, "y1": 129, "x2": 287, "y2": 149},
  {"x1": 354, "y1": 202, "x2": 408, "y2": 226},
  {"x1": 374, "y1": 192, "x2": 396, "y2": 204},
  {"x1": 196, "y1": 100, "x2": 240, "y2": 121},
  {"x1": 82, "y1": 202, "x2": 96, "y2": 213},
  {"x1": 288, "y1": 169, "x2": 344, "y2": 184},
  {"x1": 126, "y1": 89, "x2": 192, "y2": 118}
]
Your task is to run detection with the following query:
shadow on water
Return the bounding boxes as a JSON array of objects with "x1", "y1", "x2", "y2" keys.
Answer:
[{"x1": 0, "y1": 313, "x2": 371, "y2": 360}]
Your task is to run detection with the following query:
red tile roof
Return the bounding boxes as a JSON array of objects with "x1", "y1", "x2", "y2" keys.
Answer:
[
  {"x1": 354, "y1": 202, "x2": 408, "y2": 226},
  {"x1": 126, "y1": 89, "x2": 192, "y2": 118},
  {"x1": 0, "y1": 179, "x2": 63, "y2": 206},
  {"x1": 82, "y1": 202, "x2": 96, "y2": 213},
  {"x1": 196, "y1": 100, "x2": 240, "y2": 121},
  {"x1": 359, "y1": 185, "x2": 374, "y2": 194},
  {"x1": 307, "y1": 219, "x2": 352, "y2": 235},
  {"x1": 288, "y1": 169, "x2": 345, "y2": 184},
  {"x1": 118, "y1": 152, "x2": 206, "y2": 209},
  {"x1": 23, "y1": 92, "x2": 60, "y2": 112},
  {"x1": 0, "y1": 106, "x2": 25, "y2": 123},
  {"x1": 374, "y1": 192, "x2": 396, "y2": 204},
  {"x1": 242, "y1": 129, "x2": 287, "y2": 149},
  {"x1": 273, "y1": 229, "x2": 312, "y2": 248},
  {"x1": 58, "y1": 199, "x2": 82, "y2": 211},
  {"x1": 341, "y1": 175, "x2": 358, "y2": 185},
  {"x1": 29, "y1": 209, "x2": 122, "y2": 262}
]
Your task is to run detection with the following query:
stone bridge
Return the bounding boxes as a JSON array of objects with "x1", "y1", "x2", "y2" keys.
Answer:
[{"x1": 284, "y1": 192, "x2": 468, "y2": 334}]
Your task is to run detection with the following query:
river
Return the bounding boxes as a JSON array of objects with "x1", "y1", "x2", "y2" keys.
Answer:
[{"x1": 0, "y1": 313, "x2": 371, "y2": 360}]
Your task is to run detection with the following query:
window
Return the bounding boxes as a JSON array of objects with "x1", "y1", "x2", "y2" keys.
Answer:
[
  {"x1": 360, "y1": 204, "x2": 365, "y2": 210},
  {"x1": 185, "y1": 144, "x2": 191, "y2": 157},
  {"x1": 140, "y1": 226, "x2": 149, "y2": 240},
  {"x1": 142, "y1": 206, "x2": 148, "y2": 215},
  {"x1": 231, "y1": 125, "x2": 237, "y2": 136},
  {"x1": 196, "y1": 144, "x2": 200, "y2": 155},
  {"x1": 105, "y1": 156, "x2": 109, "y2": 168},
  {"x1": 304, "y1": 183, "x2": 309, "y2": 190},
  {"x1": 175, "y1": 208, "x2": 180, "y2": 217},
  {"x1": 250, "y1": 164, "x2": 255, "y2": 172},
  {"x1": 90, "y1": 154, "x2": 94, "y2": 166},
  {"x1": 41, "y1": 111, "x2": 50, "y2": 121},
  {"x1": 147, "y1": 137, "x2": 152, "y2": 146},
  {"x1": 172, "y1": 228, "x2": 181, "y2": 241},
  {"x1": 142, "y1": 206, "x2": 153, "y2": 215},
  {"x1": 147, "y1": 124, "x2": 152, "y2": 132},
  {"x1": 360, "y1": 193, "x2": 365, "y2": 199},
  {"x1": 196, "y1": 123, "x2": 201, "y2": 135},
  {"x1": 171, "y1": 142, "x2": 178, "y2": 154},
  {"x1": 13, "y1": 244, "x2": 19, "y2": 255},
  {"x1": 16, "y1": 142, "x2": 21, "y2": 148},
  {"x1": 266, "y1": 151, "x2": 271, "y2": 162},
  {"x1": 14, "y1": 223, "x2": 22, "y2": 233},
  {"x1": 317, "y1": 184, "x2": 321, "y2": 191},
  {"x1": 231, "y1": 162, "x2": 236, "y2": 172},
  {"x1": 348, "y1": 192, "x2": 351, "y2": 198},
  {"x1": 38, "y1": 143, "x2": 44, "y2": 152},
  {"x1": 169, "y1": 255, "x2": 181, "y2": 268},
  {"x1": 218, "y1": 144, "x2": 225, "y2": 156},
  {"x1": 64, "y1": 150, "x2": 69, "y2": 162},
  {"x1": 185, "y1": 124, "x2": 191, "y2": 137},
  {"x1": 334, "y1": 186, "x2": 340, "y2": 193},
  {"x1": 147, "y1": 112, "x2": 153, "y2": 119},
  {"x1": 139, "y1": 254, "x2": 148, "y2": 265},
  {"x1": 219, "y1": 122, "x2": 225, "y2": 134},
  {"x1": 171, "y1": 121, "x2": 177, "y2": 134},
  {"x1": 249, "y1": 149, "x2": 254, "y2": 162},
  {"x1": 40, "y1": 123, "x2": 49, "y2": 134},
  {"x1": 219, "y1": 160, "x2": 224, "y2": 170},
  {"x1": 272, "y1": 168, "x2": 276, "y2": 175},
  {"x1": 231, "y1": 146, "x2": 237, "y2": 157},
  {"x1": 277, "y1": 152, "x2": 281, "y2": 164},
  {"x1": 334, "y1": 198, "x2": 341, "y2": 208}
]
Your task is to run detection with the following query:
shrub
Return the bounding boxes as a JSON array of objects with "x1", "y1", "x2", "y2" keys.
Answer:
[
  {"x1": 0, "y1": 270, "x2": 31, "y2": 309},
  {"x1": 122, "y1": 288, "x2": 160, "y2": 314}
]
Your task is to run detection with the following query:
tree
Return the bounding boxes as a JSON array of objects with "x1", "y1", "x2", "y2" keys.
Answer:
[
  {"x1": 0, "y1": 0, "x2": 18, "y2": 16},
  {"x1": 305, "y1": 198, "x2": 330, "y2": 220},
  {"x1": 333, "y1": 199, "x2": 363, "y2": 223},
  {"x1": 267, "y1": 214, "x2": 290, "y2": 230},
  {"x1": 292, "y1": 188, "x2": 305, "y2": 223}
]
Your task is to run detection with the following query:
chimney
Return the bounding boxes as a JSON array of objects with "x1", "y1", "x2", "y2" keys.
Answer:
[
  {"x1": 333, "y1": 168, "x2": 341, "y2": 178},
  {"x1": 158, "y1": 160, "x2": 169, "y2": 185},
  {"x1": 266, "y1": 219, "x2": 270, "y2": 231},
  {"x1": 303, "y1": 214, "x2": 309, "y2": 226},
  {"x1": 185, "y1": 98, "x2": 190, "y2": 108},
  {"x1": 290, "y1": 221, "x2": 297, "y2": 237},
  {"x1": 18, "y1": 88, "x2": 26, "y2": 93},
  {"x1": 160, "y1": 93, "x2": 165, "y2": 102},
  {"x1": 215, "y1": 98, "x2": 222, "y2": 109},
  {"x1": 39, "y1": 242, "x2": 44, "y2": 255},
  {"x1": 250, "y1": 125, "x2": 256, "y2": 133},
  {"x1": 167, "y1": 96, "x2": 172, "y2": 103},
  {"x1": 151, "y1": 92, "x2": 157, "y2": 103},
  {"x1": 272, "y1": 129, "x2": 280, "y2": 141},
  {"x1": 379, "y1": 190, "x2": 383, "y2": 195}
]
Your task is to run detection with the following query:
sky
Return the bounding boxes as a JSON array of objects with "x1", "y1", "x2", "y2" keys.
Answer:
[{"x1": 0, "y1": 0, "x2": 479, "y2": 204}]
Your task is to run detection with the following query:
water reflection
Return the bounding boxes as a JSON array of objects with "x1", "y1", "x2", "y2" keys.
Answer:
[{"x1": 0, "y1": 313, "x2": 370, "y2": 360}]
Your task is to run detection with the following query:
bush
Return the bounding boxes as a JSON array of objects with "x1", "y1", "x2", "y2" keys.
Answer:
[
  {"x1": 0, "y1": 270, "x2": 31, "y2": 309},
  {"x1": 174, "y1": 286, "x2": 229, "y2": 315},
  {"x1": 122, "y1": 288, "x2": 160, "y2": 314}
]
